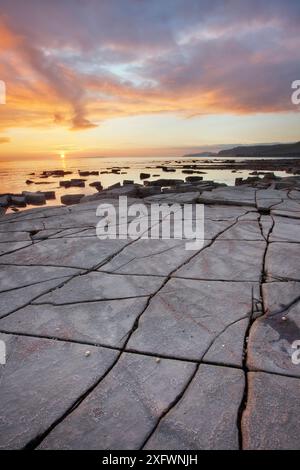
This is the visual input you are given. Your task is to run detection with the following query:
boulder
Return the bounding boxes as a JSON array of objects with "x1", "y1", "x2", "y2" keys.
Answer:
[
  {"x1": 11, "y1": 195, "x2": 26, "y2": 207},
  {"x1": 42, "y1": 191, "x2": 56, "y2": 200},
  {"x1": 145, "y1": 179, "x2": 183, "y2": 187},
  {"x1": 0, "y1": 195, "x2": 10, "y2": 207},
  {"x1": 140, "y1": 173, "x2": 150, "y2": 180},
  {"x1": 78, "y1": 170, "x2": 99, "y2": 176},
  {"x1": 70, "y1": 179, "x2": 85, "y2": 187},
  {"x1": 42, "y1": 170, "x2": 72, "y2": 177},
  {"x1": 123, "y1": 180, "x2": 134, "y2": 185},
  {"x1": 59, "y1": 180, "x2": 71, "y2": 188},
  {"x1": 185, "y1": 176, "x2": 203, "y2": 182},
  {"x1": 262, "y1": 172, "x2": 277, "y2": 180},
  {"x1": 89, "y1": 182, "x2": 103, "y2": 191},
  {"x1": 162, "y1": 167, "x2": 176, "y2": 172},
  {"x1": 61, "y1": 194, "x2": 85, "y2": 205},
  {"x1": 22, "y1": 192, "x2": 46, "y2": 205},
  {"x1": 60, "y1": 179, "x2": 85, "y2": 188}
]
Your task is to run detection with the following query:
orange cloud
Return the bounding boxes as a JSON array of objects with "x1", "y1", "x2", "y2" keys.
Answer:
[
  {"x1": 0, "y1": 1, "x2": 299, "y2": 142},
  {"x1": 0, "y1": 137, "x2": 10, "y2": 144}
]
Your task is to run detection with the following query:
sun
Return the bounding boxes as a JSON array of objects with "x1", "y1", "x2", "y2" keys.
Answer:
[{"x1": 60, "y1": 152, "x2": 65, "y2": 159}]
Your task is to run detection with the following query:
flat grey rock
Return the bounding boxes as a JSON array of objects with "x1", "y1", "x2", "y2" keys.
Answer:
[
  {"x1": 257, "y1": 198, "x2": 280, "y2": 210},
  {"x1": 265, "y1": 242, "x2": 300, "y2": 281},
  {"x1": 42, "y1": 210, "x2": 100, "y2": 230},
  {"x1": 70, "y1": 197, "x2": 142, "y2": 212},
  {"x1": 0, "y1": 241, "x2": 32, "y2": 256},
  {"x1": 271, "y1": 209, "x2": 300, "y2": 219},
  {"x1": 34, "y1": 271, "x2": 165, "y2": 304},
  {"x1": 256, "y1": 188, "x2": 287, "y2": 200},
  {"x1": 0, "y1": 219, "x2": 44, "y2": 232},
  {"x1": 271, "y1": 198, "x2": 300, "y2": 214},
  {"x1": 127, "y1": 278, "x2": 256, "y2": 361},
  {"x1": 203, "y1": 318, "x2": 249, "y2": 367},
  {"x1": 0, "y1": 265, "x2": 79, "y2": 292},
  {"x1": 204, "y1": 205, "x2": 256, "y2": 220},
  {"x1": 256, "y1": 189, "x2": 286, "y2": 210},
  {"x1": 20, "y1": 199, "x2": 146, "y2": 232},
  {"x1": 0, "y1": 277, "x2": 75, "y2": 319},
  {"x1": 0, "y1": 192, "x2": 299, "y2": 450},
  {"x1": 80, "y1": 184, "x2": 139, "y2": 202},
  {"x1": 203, "y1": 219, "x2": 233, "y2": 238},
  {"x1": 199, "y1": 187, "x2": 256, "y2": 207},
  {"x1": 50, "y1": 227, "x2": 96, "y2": 238},
  {"x1": 174, "y1": 240, "x2": 265, "y2": 281},
  {"x1": 270, "y1": 216, "x2": 300, "y2": 243},
  {"x1": 247, "y1": 282, "x2": 300, "y2": 377},
  {"x1": 242, "y1": 372, "x2": 300, "y2": 449},
  {"x1": 0, "y1": 333, "x2": 118, "y2": 449},
  {"x1": 30, "y1": 229, "x2": 63, "y2": 240},
  {"x1": 288, "y1": 190, "x2": 300, "y2": 201},
  {"x1": 0, "y1": 205, "x2": 69, "y2": 222},
  {"x1": 236, "y1": 211, "x2": 259, "y2": 221},
  {"x1": 0, "y1": 237, "x2": 130, "y2": 269},
  {"x1": 217, "y1": 220, "x2": 264, "y2": 240},
  {"x1": 98, "y1": 239, "x2": 206, "y2": 276},
  {"x1": 38, "y1": 352, "x2": 196, "y2": 450},
  {"x1": 260, "y1": 215, "x2": 273, "y2": 240},
  {"x1": 0, "y1": 232, "x2": 31, "y2": 242},
  {"x1": 262, "y1": 279, "x2": 300, "y2": 313},
  {"x1": 0, "y1": 298, "x2": 148, "y2": 347},
  {"x1": 145, "y1": 364, "x2": 244, "y2": 450},
  {"x1": 144, "y1": 192, "x2": 200, "y2": 204}
]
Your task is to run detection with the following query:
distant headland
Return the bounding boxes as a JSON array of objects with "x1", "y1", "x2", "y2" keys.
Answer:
[{"x1": 184, "y1": 141, "x2": 300, "y2": 158}]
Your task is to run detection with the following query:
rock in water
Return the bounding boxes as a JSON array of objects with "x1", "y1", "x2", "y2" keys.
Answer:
[
  {"x1": 22, "y1": 192, "x2": 46, "y2": 205},
  {"x1": 140, "y1": 173, "x2": 150, "y2": 180},
  {"x1": 61, "y1": 194, "x2": 85, "y2": 205}
]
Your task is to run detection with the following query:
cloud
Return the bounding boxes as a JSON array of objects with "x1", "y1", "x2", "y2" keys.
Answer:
[
  {"x1": 0, "y1": 0, "x2": 300, "y2": 134},
  {"x1": 0, "y1": 15, "x2": 98, "y2": 131},
  {"x1": 70, "y1": 113, "x2": 98, "y2": 131},
  {"x1": 0, "y1": 137, "x2": 10, "y2": 144}
]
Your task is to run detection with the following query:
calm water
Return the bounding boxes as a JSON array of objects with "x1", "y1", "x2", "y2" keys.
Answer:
[{"x1": 0, "y1": 156, "x2": 289, "y2": 211}]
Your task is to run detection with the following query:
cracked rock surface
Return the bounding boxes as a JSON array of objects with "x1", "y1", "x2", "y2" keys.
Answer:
[{"x1": 0, "y1": 190, "x2": 299, "y2": 449}]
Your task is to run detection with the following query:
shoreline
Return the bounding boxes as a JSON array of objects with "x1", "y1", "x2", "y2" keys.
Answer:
[{"x1": 1, "y1": 157, "x2": 300, "y2": 215}]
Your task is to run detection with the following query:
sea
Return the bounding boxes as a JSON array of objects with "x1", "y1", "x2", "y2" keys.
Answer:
[{"x1": 0, "y1": 155, "x2": 290, "y2": 212}]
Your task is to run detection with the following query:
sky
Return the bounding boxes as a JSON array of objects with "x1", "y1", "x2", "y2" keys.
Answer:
[{"x1": 0, "y1": 0, "x2": 299, "y2": 160}]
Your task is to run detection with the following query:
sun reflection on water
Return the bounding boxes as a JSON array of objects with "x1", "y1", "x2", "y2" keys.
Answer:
[{"x1": 60, "y1": 152, "x2": 66, "y2": 170}]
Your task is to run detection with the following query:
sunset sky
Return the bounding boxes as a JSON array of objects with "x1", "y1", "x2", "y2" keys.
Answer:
[{"x1": 0, "y1": 0, "x2": 299, "y2": 160}]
